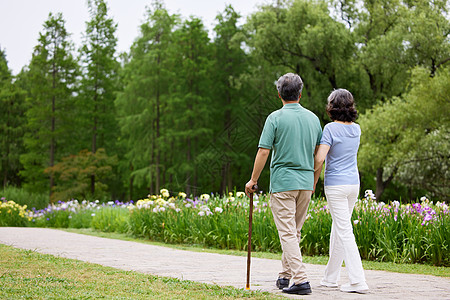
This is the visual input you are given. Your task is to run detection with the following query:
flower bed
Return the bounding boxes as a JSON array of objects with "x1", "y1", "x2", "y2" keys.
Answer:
[{"x1": 1, "y1": 190, "x2": 448, "y2": 266}]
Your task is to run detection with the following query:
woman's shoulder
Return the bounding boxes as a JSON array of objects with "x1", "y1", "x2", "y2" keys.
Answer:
[{"x1": 325, "y1": 122, "x2": 360, "y2": 137}]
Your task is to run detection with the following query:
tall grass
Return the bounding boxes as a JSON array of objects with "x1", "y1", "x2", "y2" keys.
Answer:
[{"x1": 1, "y1": 186, "x2": 49, "y2": 209}]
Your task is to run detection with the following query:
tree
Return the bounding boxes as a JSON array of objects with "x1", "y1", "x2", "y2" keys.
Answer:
[
  {"x1": 171, "y1": 17, "x2": 213, "y2": 195},
  {"x1": 20, "y1": 12, "x2": 79, "y2": 196},
  {"x1": 402, "y1": 0, "x2": 450, "y2": 76},
  {"x1": 358, "y1": 67, "x2": 450, "y2": 200},
  {"x1": 212, "y1": 5, "x2": 248, "y2": 193},
  {"x1": 115, "y1": 1, "x2": 178, "y2": 197},
  {"x1": 0, "y1": 49, "x2": 26, "y2": 187},
  {"x1": 45, "y1": 148, "x2": 117, "y2": 202},
  {"x1": 79, "y1": 0, "x2": 120, "y2": 196},
  {"x1": 245, "y1": 0, "x2": 356, "y2": 118}
]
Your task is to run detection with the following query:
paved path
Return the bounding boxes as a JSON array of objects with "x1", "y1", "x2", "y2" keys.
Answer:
[{"x1": 0, "y1": 227, "x2": 448, "y2": 299}]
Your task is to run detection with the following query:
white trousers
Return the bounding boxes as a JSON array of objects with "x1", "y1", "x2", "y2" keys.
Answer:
[{"x1": 323, "y1": 185, "x2": 366, "y2": 284}]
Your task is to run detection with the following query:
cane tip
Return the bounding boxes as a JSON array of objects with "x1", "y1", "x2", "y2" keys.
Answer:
[{"x1": 245, "y1": 286, "x2": 250, "y2": 290}]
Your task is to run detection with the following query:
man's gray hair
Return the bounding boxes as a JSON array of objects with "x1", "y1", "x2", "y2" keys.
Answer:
[{"x1": 276, "y1": 73, "x2": 303, "y2": 101}]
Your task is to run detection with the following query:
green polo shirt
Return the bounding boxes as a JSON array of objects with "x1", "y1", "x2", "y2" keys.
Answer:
[{"x1": 258, "y1": 103, "x2": 322, "y2": 193}]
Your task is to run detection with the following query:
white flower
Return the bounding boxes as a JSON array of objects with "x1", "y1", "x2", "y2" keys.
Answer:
[
  {"x1": 353, "y1": 220, "x2": 359, "y2": 225},
  {"x1": 236, "y1": 192, "x2": 245, "y2": 198},
  {"x1": 168, "y1": 203, "x2": 176, "y2": 208},
  {"x1": 200, "y1": 194, "x2": 210, "y2": 201},
  {"x1": 108, "y1": 201, "x2": 114, "y2": 205},
  {"x1": 215, "y1": 207, "x2": 223, "y2": 213},
  {"x1": 159, "y1": 207, "x2": 166, "y2": 212},
  {"x1": 91, "y1": 213, "x2": 96, "y2": 217},
  {"x1": 152, "y1": 208, "x2": 158, "y2": 213},
  {"x1": 198, "y1": 211, "x2": 205, "y2": 216},
  {"x1": 185, "y1": 203, "x2": 192, "y2": 208},
  {"x1": 392, "y1": 200, "x2": 400, "y2": 208},
  {"x1": 364, "y1": 190, "x2": 376, "y2": 200},
  {"x1": 175, "y1": 208, "x2": 181, "y2": 212}
]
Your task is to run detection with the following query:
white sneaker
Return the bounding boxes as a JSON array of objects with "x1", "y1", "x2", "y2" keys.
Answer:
[
  {"x1": 340, "y1": 282, "x2": 369, "y2": 294},
  {"x1": 320, "y1": 279, "x2": 338, "y2": 288}
]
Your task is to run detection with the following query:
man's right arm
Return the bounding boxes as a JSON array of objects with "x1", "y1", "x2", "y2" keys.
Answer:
[{"x1": 245, "y1": 148, "x2": 270, "y2": 196}]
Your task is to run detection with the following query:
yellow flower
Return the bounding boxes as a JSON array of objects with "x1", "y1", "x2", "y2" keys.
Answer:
[
  {"x1": 155, "y1": 198, "x2": 167, "y2": 206},
  {"x1": 178, "y1": 192, "x2": 187, "y2": 199},
  {"x1": 160, "y1": 189, "x2": 170, "y2": 198},
  {"x1": 200, "y1": 194, "x2": 210, "y2": 201},
  {"x1": 236, "y1": 192, "x2": 245, "y2": 198}
]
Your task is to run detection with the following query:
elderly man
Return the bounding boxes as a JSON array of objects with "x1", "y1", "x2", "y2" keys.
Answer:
[{"x1": 245, "y1": 73, "x2": 322, "y2": 295}]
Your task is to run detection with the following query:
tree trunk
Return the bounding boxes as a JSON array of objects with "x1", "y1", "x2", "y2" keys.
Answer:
[
  {"x1": 155, "y1": 53, "x2": 161, "y2": 193},
  {"x1": 50, "y1": 60, "x2": 56, "y2": 197},
  {"x1": 375, "y1": 168, "x2": 385, "y2": 200},
  {"x1": 186, "y1": 135, "x2": 191, "y2": 196},
  {"x1": 91, "y1": 84, "x2": 98, "y2": 196},
  {"x1": 129, "y1": 164, "x2": 134, "y2": 201},
  {"x1": 375, "y1": 167, "x2": 397, "y2": 201}
]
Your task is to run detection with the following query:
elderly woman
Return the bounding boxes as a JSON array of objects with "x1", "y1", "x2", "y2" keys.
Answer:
[{"x1": 313, "y1": 89, "x2": 369, "y2": 294}]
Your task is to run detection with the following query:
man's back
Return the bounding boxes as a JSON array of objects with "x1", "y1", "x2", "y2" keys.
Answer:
[{"x1": 258, "y1": 103, "x2": 322, "y2": 193}]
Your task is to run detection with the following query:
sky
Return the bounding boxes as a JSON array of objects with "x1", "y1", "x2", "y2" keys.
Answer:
[{"x1": 0, "y1": 0, "x2": 266, "y2": 75}]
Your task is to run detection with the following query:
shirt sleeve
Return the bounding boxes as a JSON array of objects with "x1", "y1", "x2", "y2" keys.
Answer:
[
  {"x1": 258, "y1": 114, "x2": 275, "y2": 149},
  {"x1": 320, "y1": 125, "x2": 332, "y2": 146}
]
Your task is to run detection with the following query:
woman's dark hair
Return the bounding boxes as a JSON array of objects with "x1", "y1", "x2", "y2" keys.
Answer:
[{"x1": 326, "y1": 89, "x2": 358, "y2": 122}]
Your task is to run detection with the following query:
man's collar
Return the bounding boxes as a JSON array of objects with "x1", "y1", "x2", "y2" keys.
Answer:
[{"x1": 282, "y1": 103, "x2": 301, "y2": 108}]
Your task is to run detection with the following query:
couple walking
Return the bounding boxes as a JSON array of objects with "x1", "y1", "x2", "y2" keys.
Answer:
[{"x1": 245, "y1": 73, "x2": 369, "y2": 295}]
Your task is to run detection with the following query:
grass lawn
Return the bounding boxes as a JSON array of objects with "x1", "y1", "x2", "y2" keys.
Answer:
[
  {"x1": 0, "y1": 244, "x2": 280, "y2": 300},
  {"x1": 64, "y1": 228, "x2": 450, "y2": 278}
]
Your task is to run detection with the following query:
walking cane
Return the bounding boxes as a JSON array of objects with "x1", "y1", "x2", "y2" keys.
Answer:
[{"x1": 246, "y1": 185, "x2": 258, "y2": 290}]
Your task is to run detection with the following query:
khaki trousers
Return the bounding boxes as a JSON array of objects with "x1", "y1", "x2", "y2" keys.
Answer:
[{"x1": 270, "y1": 190, "x2": 312, "y2": 284}]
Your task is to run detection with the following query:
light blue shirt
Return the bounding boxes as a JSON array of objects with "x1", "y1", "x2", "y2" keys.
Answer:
[{"x1": 320, "y1": 122, "x2": 361, "y2": 186}]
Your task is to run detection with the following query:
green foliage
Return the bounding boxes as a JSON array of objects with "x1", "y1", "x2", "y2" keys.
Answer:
[
  {"x1": 359, "y1": 67, "x2": 450, "y2": 200},
  {"x1": 45, "y1": 148, "x2": 118, "y2": 202},
  {"x1": 0, "y1": 0, "x2": 448, "y2": 201},
  {"x1": 0, "y1": 50, "x2": 26, "y2": 188},
  {"x1": 91, "y1": 207, "x2": 129, "y2": 233},
  {"x1": 245, "y1": 0, "x2": 357, "y2": 115}
]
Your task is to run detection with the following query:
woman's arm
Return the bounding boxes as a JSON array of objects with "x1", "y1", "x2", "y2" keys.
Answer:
[{"x1": 313, "y1": 144, "x2": 330, "y2": 193}]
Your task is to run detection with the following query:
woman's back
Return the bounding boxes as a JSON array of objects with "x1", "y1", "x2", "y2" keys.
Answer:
[{"x1": 320, "y1": 122, "x2": 361, "y2": 186}]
